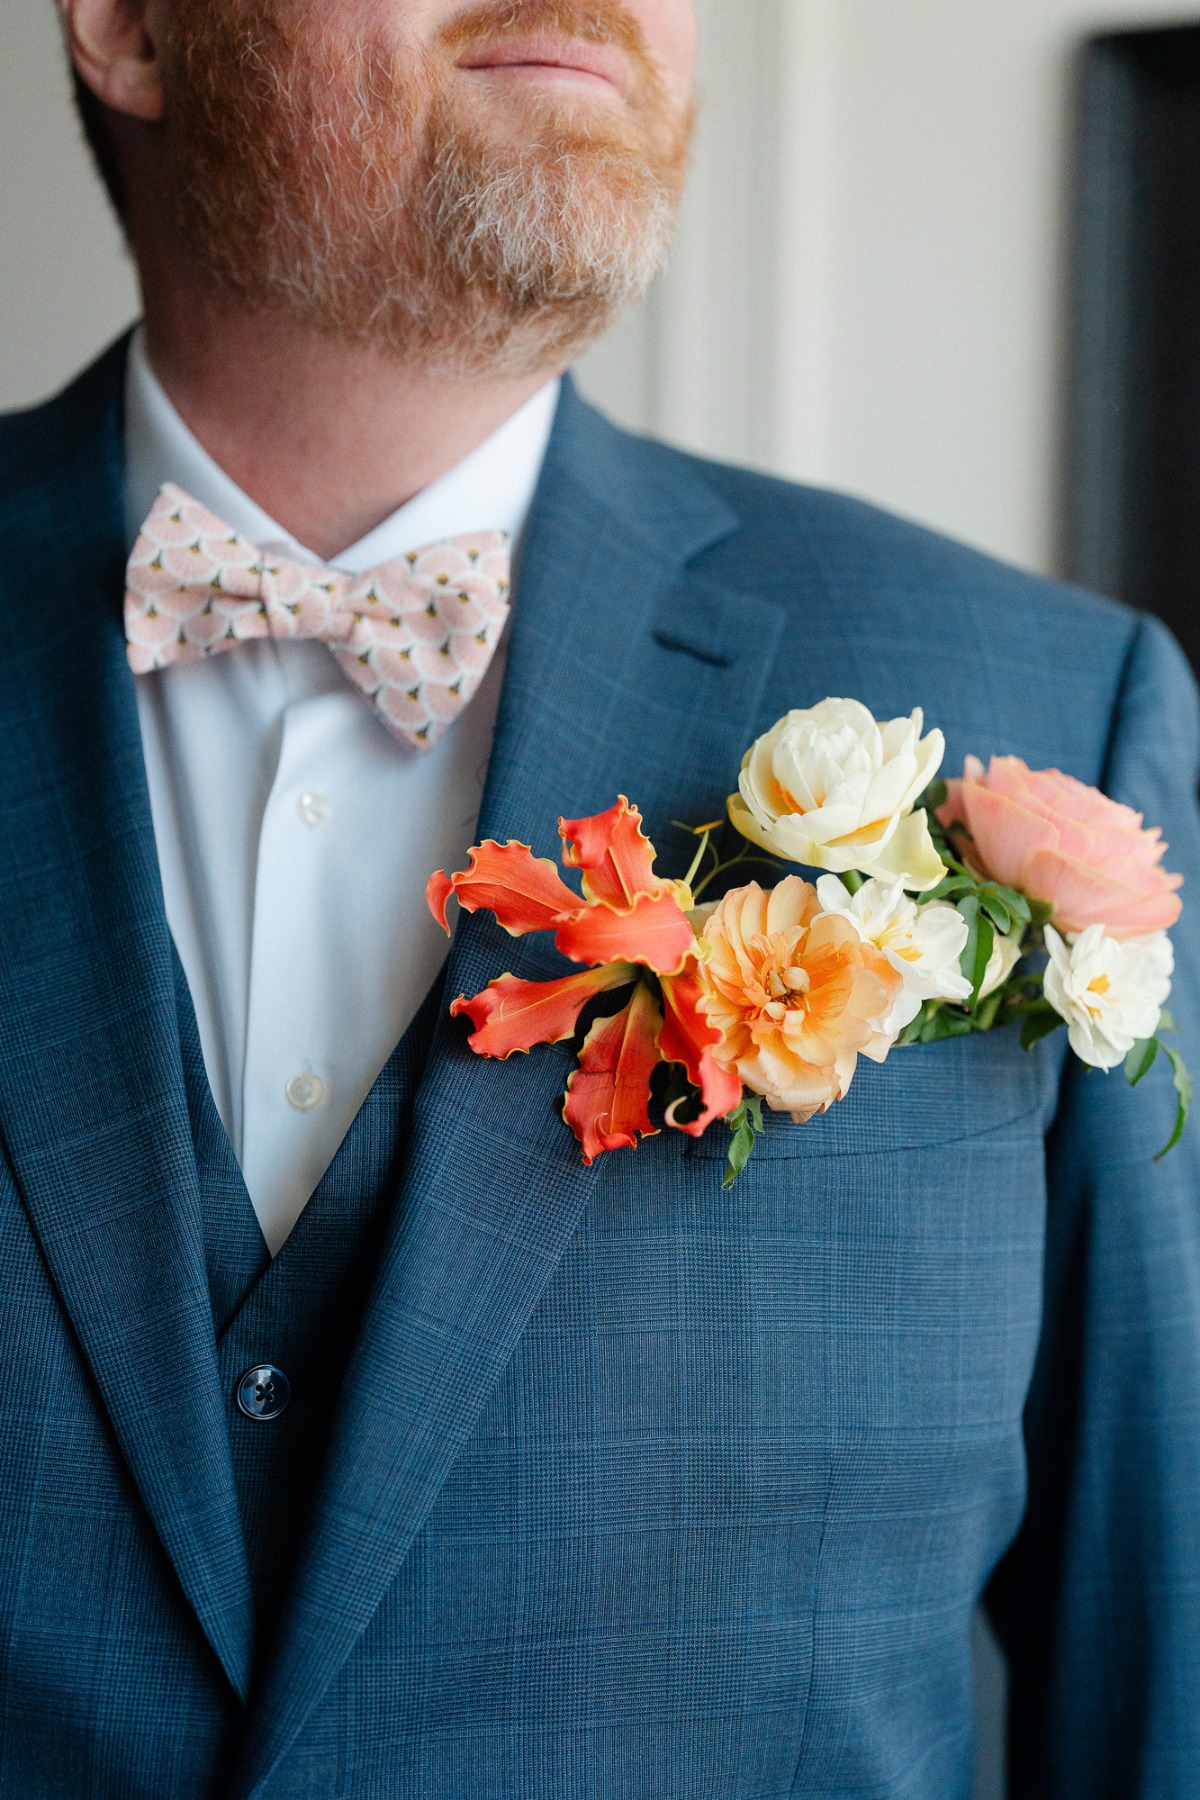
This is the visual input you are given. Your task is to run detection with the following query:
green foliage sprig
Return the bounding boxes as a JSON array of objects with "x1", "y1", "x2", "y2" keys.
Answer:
[{"x1": 895, "y1": 778, "x2": 1044, "y2": 1045}]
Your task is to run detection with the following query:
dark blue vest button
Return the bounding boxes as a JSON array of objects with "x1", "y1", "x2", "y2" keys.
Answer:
[{"x1": 236, "y1": 1364, "x2": 291, "y2": 1421}]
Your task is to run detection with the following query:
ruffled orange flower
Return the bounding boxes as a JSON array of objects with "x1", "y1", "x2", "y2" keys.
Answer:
[
  {"x1": 428, "y1": 798, "x2": 742, "y2": 1164},
  {"x1": 696, "y1": 876, "x2": 904, "y2": 1123}
]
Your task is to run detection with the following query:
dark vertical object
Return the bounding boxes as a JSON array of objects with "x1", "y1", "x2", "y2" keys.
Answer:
[{"x1": 1067, "y1": 25, "x2": 1200, "y2": 674}]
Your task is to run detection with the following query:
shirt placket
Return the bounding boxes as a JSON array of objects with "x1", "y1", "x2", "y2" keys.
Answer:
[{"x1": 240, "y1": 691, "x2": 348, "y2": 1255}]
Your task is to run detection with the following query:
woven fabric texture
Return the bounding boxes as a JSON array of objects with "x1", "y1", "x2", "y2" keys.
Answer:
[{"x1": 1, "y1": 341, "x2": 1199, "y2": 1798}]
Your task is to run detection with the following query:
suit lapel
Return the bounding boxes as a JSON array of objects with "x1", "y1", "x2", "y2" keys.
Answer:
[
  {"x1": 0, "y1": 343, "x2": 254, "y2": 1698},
  {"x1": 240, "y1": 383, "x2": 785, "y2": 1791}
]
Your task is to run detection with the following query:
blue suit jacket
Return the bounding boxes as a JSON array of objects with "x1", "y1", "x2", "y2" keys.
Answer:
[{"x1": 2, "y1": 340, "x2": 1199, "y2": 1799}]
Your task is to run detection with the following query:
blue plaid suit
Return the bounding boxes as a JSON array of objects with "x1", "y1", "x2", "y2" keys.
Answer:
[{"x1": 2, "y1": 338, "x2": 1199, "y2": 1798}]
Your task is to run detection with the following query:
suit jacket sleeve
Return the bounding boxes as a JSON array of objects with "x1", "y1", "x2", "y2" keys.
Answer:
[{"x1": 988, "y1": 612, "x2": 1200, "y2": 1797}]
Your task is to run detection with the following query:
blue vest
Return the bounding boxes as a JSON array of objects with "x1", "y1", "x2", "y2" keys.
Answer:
[{"x1": 174, "y1": 950, "x2": 441, "y2": 1665}]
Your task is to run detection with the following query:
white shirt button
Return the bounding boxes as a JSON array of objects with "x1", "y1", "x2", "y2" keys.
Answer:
[
  {"x1": 285, "y1": 1072, "x2": 326, "y2": 1111},
  {"x1": 297, "y1": 791, "x2": 332, "y2": 828}
]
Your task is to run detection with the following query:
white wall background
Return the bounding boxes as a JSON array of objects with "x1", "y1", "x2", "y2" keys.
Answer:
[
  {"x1": 5, "y1": 4, "x2": 1200, "y2": 1794},
  {"x1": 579, "y1": 0, "x2": 1200, "y2": 579},
  {"x1": 6, "y1": 0, "x2": 1198, "y2": 582},
  {"x1": 0, "y1": 0, "x2": 139, "y2": 409}
]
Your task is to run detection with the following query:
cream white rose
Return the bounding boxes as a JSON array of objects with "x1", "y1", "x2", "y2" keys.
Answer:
[
  {"x1": 816, "y1": 875, "x2": 972, "y2": 1037},
  {"x1": 1044, "y1": 924, "x2": 1174, "y2": 1070},
  {"x1": 729, "y1": 699, "x2": 947, "y2": 891},
  {"x1": 979, "y1": 933, "x2": 1023, "y2": 1000}
]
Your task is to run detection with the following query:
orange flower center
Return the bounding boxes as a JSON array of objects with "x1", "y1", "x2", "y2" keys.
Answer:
[{"x1": 746, "y1": 930, "x2": 816, "y2": 1021}]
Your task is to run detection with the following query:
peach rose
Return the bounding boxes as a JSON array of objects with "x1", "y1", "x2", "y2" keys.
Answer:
[
  {"x1": 696, "y1": 876, "x2": 904, "y2": 1123},
  {"x1": 939, "y1": 756, "x2": 1183, "y2": 940}
]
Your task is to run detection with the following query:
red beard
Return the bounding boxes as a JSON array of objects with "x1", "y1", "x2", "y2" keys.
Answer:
[{"x1": 164, "y1": 0, "x2": 693, "y2": 373}]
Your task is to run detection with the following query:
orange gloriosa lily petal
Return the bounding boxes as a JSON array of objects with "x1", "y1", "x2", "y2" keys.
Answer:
[
  {"x1": 425, "y1": 870, "x2": 456, "y2": 933},
  {"x1": 449, "y1": 963, "x2": 637, "y2": 1058},
  {"x1": 658, "y1": 967, "x2": 743, "y2": 1135},
  {"x1": 559, "y1": 797, "x2": 665, "y2": 908},
  {"x1": 554, "y1": 892, "x2": 698, "y2": 977},
  {"x1": 427, "y1": 840, "x2": 582, "y2": 938},
  {"x1": 563, "y1": 981, "x2": 664, "y2": 1164}
]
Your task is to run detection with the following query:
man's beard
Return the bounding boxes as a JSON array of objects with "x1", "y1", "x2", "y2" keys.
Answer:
[{"x1": 164, "y1": 0, "x2": 692, "y2": 375}]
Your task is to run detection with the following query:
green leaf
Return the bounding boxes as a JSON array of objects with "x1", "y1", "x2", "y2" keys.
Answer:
[
  {"x1": 989, "y1": 884, "x2": 1032, "y2": 927},
  {"x1": 900, "y1": 1003, "x2": 970, "y2": 1044},
  {"x1": 723, "y1": 1124, "x2": 754, "y2": 1188},
  {"x1": 1124, "y1": 1037, "x2": 1160, "y2": 1088},
  {"x1": 722, "y1": 1096, "x2": 766, "y2": 1189},
  {"x1": 910, "y1": 999, "x2": 976, "y2": 1042},
  {"x1": 920, "y1": 1009, "x2": 977, "y2": 1041},
  {"x1": 926, "y1": 875, "x2": 975, "y2": 903},
  {"x1": 1158, "y1": 1008, "x2": 1178, "y2": 1035},
  {"x1": 922, "y1": 779, "x2": 949, "y2": 812},
  {"x1": 906, "y1": 1000, "x2": 942, "y2": 1041},
  {"x1": 979, "y1": 891, "x2": 1012, "y2": 936},
  {"x1": 1021, "y1": 1004, "x2": 1065, "y2": 1051},
  {"x1": 974, "y1": 918, "x2": 997, "y2": 1005},
  {"x1": 957, "y1": 896, "x2": 995, "y2": 1007},
  {"x1": 1155, "y1": 1045, "x2": 1193, "y2": 1161},
  {"x1": 896, "y1": 1011, "x2": 929, "y2": 1046}
]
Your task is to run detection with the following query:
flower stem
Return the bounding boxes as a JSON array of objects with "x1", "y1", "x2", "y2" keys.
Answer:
[
  {"x1": 692, "y1": 845, "x2": 785, "y2": 900},
  {"x1": 683, "y1": 830, "x2": 714, "y2": 895}
]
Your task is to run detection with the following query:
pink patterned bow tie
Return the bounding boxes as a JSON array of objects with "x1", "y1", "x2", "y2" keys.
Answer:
[{"x1": 124, "y1": 483, "x2": 512, "y2": 751}]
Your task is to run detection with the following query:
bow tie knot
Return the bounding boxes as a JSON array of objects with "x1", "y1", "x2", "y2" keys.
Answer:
[{"x1": 125, "y1": 483, "x2": 512, "y2": 750}]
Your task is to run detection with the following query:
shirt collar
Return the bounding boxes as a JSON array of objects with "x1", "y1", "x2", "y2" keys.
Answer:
[{"x1": 122, "y1": 326, "x2": 561, "y2": 572}]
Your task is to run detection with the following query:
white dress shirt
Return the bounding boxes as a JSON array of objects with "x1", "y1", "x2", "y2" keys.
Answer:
[{"x1": 125, "y1": 331, "x2": 559, "y2": 1254}]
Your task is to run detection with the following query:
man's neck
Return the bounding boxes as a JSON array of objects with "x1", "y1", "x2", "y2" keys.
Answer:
[{"x1": 140, "y1": 282, "x2": 560, "y2": 562}]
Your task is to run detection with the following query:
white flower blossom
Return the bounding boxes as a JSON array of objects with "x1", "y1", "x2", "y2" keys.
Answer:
[
  {"x1": 816, "y1": 875, "x2": 972, "y2": 1036},
  {"x1": 728, "y1": 699, "x2": 947, "y2": 891},
  {"x1": 1043, "y1": 924, "x2": 1174, "y2": 1070}
]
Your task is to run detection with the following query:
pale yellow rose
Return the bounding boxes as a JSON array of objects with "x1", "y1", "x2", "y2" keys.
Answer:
[
  {"x1": 696, "y1": 876, "x2": 904, "y2": 1123},
  {"x1": 728, "y1": 698, "x2": 947, "y2": 891}
]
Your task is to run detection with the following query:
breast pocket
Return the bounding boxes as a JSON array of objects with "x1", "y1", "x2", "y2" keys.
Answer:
[
  {"x1": 681, "y1": 1025, "x2": 1059, "y2": 1436},
  {"x1": 685, "y1": 1022, "x2": 1057, "y2": 1164}
]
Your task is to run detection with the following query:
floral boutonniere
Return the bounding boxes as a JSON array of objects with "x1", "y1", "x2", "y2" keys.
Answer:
[{"x1": 428, "y1": 699, "x2": 1190, "y2": 1183}]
